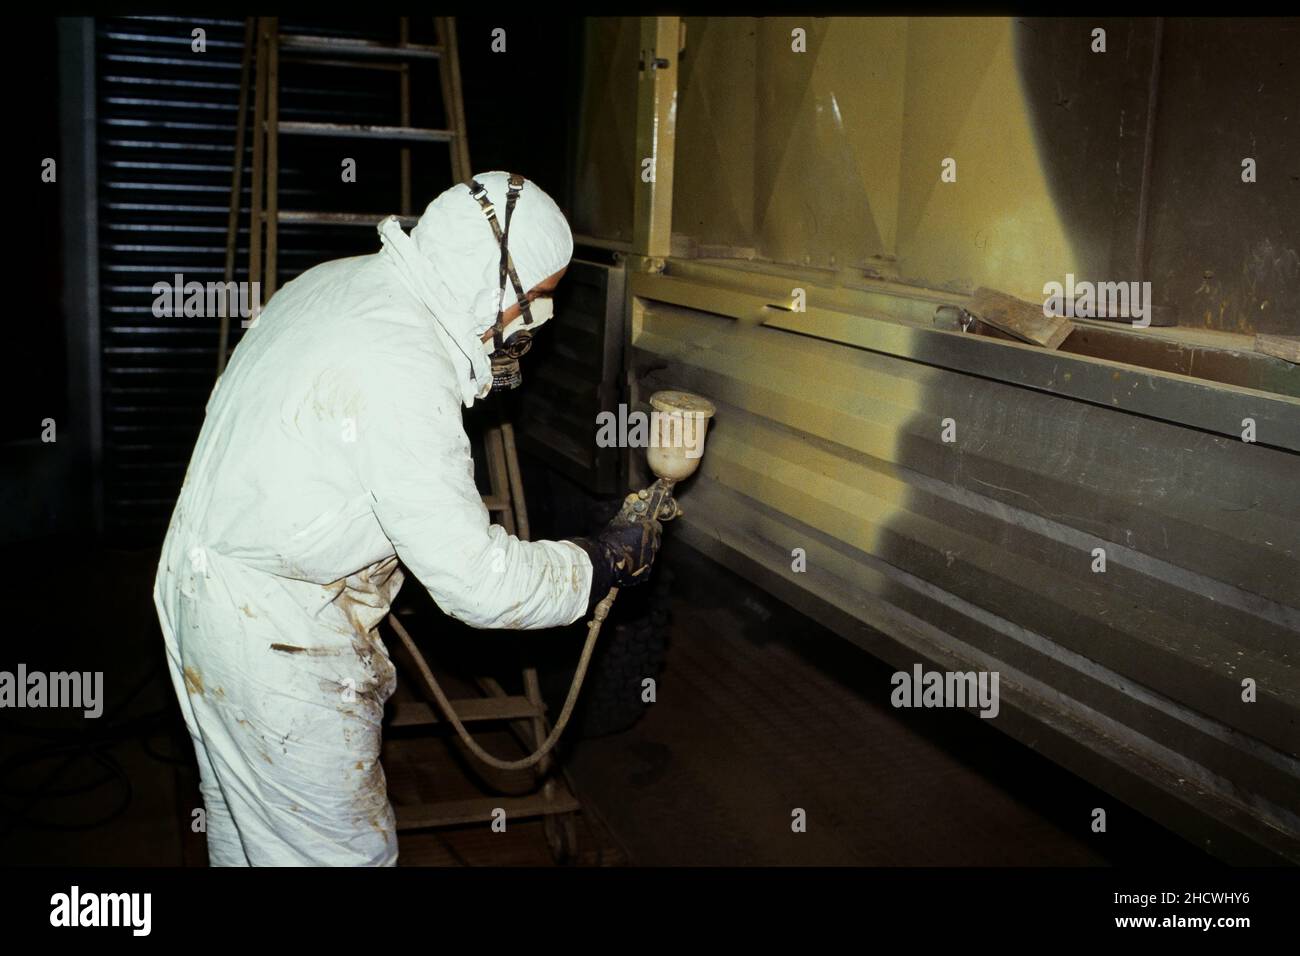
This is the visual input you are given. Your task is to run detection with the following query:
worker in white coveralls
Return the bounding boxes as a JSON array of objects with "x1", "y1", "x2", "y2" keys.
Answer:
[{"x1": 153, "y1": 171, "x2": 661, "y2": 866}]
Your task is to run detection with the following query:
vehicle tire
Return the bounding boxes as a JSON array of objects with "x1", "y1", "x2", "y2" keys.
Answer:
[{"x1": 541, "y1": 562, "x2": 673, "y2": 739}]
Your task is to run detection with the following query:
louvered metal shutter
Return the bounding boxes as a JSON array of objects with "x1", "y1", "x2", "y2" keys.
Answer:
[{"x1": 95, "y1": 15, "x2": 450, "y2": 541}]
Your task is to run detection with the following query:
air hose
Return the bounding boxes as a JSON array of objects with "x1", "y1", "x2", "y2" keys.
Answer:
[
  {"x1": 388, "y1": 585, "x2": 620, "y2": 771},
  {"x1": 388, "y1": 478, "x2": 679, "y2": 770},
  {"x1": 389, "y1": 390, "x2": 715, "y2": 771}
]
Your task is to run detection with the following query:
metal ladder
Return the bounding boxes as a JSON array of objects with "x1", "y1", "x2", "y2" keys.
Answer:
[
  {"x1": 218, "y1": 16, "x2": 471, "y2": 373},
  {"x1": 219, "y1": 19, "x2": 584, "y2": 861}
]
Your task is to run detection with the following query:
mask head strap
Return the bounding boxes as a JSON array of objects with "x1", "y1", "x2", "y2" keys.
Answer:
[{"x1": 466, "y1": 175, "x2": 533, "y2": 351}]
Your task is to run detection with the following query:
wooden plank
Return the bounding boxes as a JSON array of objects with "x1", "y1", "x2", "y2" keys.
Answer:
[
  {"x1": 277, "y1": 210, "x2": 416, "y2": 227},
  {"x1": 278, "y1": 34, "x2": 443, "y2": 59},
  {"x1": 217, "y1": 17, "x2": 254, "y2": 376},
  {"x1": 483, "y1": 425, "x2": 515, "y2": 535},
  {"x1": 1255, "y1": 334, "x2": 1300, "y2": 365},
  {"x1": 395, "y1": 791, "x2": 581, "y2": 831},
  {"x1": 277, "y1": 56, "x2": 406, "y2": 72},
  {"x1": 388, "y1": 696, "x2": 542, "y2": 728},
  {"x1": 967, "y1": 287, "x2": 1075, "y2": 350},
  {"x1": 247, "y1": 18, "x2": 268, "y2": 322},
  {"x1": 476, "y1": 675, "x2": 552, "y2": 760},
  {"x1": 438, "y1": 17, "x2": 472, "y2": 182},
  {"x1": 278, "y1": 121, "x2": 453, "y2": 143},
  {"x1": 500, "y1": 421, "x2": 530, "y2": 541},
  {"x1": 398, "y1": 18, "x2": 412, "y2": 219},
  {"x1": 263, "y1": 18, "x2": 280, "y2": 300},
  {"x1": 932, "y1": 304, "x2": 1016, "y2": 341}
]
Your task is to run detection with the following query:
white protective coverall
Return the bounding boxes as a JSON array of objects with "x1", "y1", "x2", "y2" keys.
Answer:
[{"x1": 153, "y1": 172, "x2": 593, "y2": 866}]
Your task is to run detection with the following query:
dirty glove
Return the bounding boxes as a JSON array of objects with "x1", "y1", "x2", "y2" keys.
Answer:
[{"x1": 567, "y1": 516, "x2": 663, "y2": 616}]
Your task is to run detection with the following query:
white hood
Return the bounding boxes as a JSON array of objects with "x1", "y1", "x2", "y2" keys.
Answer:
[{"x1": 377, "y1": 170, "x2": 573, "y2": 407}]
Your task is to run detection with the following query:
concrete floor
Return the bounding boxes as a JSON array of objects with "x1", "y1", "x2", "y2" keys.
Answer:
[
  {"x1": 569, "y1": 605, "x2": 1072, "y2": 866},
  {"x1": 1, "y1": 538, "x2": 1210, "y2": 866}
]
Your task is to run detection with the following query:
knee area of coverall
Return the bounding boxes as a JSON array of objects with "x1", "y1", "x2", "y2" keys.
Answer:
[
  {"x1": 161, "y1": 588, "x2": 399, "y2": 865},
  {"x1": 183, "y1": 660, "x2": 398, "y2": 866}
]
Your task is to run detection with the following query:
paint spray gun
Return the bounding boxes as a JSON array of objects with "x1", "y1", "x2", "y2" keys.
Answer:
[
  {"x1": 395, "y1": 390, "x2": 716, "y2": 771},
  {"x1": 605, "y1": 390, "x2": 718, "y2": 573}
]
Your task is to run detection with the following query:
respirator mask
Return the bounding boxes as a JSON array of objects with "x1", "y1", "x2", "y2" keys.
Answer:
[{"x1": 465, "y1": 174, "x2": 555, "y2": 391}]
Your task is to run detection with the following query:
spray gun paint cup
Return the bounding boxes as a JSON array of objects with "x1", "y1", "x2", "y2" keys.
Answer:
[{"x1": 647, "y1": 390, "x2": 717, "y2": 481}]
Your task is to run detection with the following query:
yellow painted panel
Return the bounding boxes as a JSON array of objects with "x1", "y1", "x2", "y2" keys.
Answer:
[
  {"x1": 895, "y1": 18, "x2": 1094, "y2": 300},
  {"x1": 581, "y1": 17, "x2": 1116, "y2": 301},
  {"x1": 752, "y1": 17, "x2": 907, "y2": 269}
]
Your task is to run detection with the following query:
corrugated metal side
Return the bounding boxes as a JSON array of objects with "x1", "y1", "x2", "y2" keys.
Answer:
[
  {"x1": 516, "y1": 258, "x2": 625, "y2": 494},
  {"x1": 627, "y1": 259, "x2": 1300, "y2": 864},
  {"x1": 95, "y1": 16, "x2": 446, "y2": 539}
]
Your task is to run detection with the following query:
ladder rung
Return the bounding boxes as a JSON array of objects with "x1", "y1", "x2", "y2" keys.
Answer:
[
  {"x1": 389, "y1": 697, "x2": 543, "y2": 728},
  {"x1": 278, "y1": 121, "x2": 454, "y2": 143},
  {"x1": 280, "y1": 56, "x2": 408, "y2": 73},
  {"x1": 395, "y1": 791, "x2": 581, "y2": 831},
  {"x1": 279, "y1": 34, "x2": 444, "y2": 60},
  {"x1": 276, "y1": 210, "x2": 418, "y2": 227}
]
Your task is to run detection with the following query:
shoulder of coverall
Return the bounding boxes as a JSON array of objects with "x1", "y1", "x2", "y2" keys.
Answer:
[
  {"x1": 332, "y1": 333, "x2": 471, "y2": 495},
  {"x1": 344, "y1": 309, "x2": 465, "y2": 422}
]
